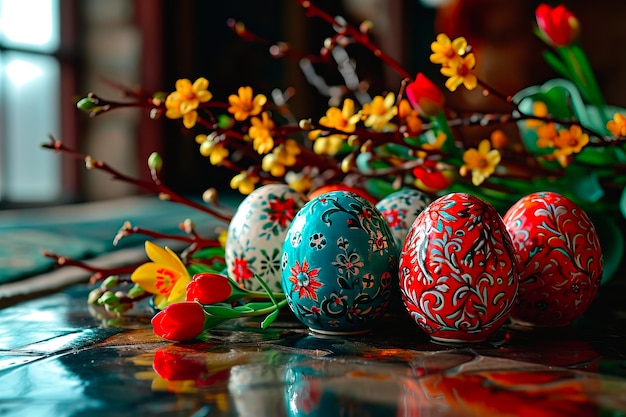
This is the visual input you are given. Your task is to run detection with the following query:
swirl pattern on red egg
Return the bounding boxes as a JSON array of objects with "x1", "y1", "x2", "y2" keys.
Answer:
[
  {"x1": 399, "y1": 193, "x2": 519, "y2": 343},
  {"x1": 503, "y1": 191, "x2": 603, "y2": 327}
]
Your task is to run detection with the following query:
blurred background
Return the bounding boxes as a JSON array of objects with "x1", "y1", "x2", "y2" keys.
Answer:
[{"x1": 1, "y1": 0, "x2": 625, "y2": 208}]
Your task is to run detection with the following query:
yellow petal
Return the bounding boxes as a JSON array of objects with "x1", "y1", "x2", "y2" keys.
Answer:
[
  {"x1": 175, "y1": 78, "x2": 192, "y2": 92},
  {"x1": 164, "y1": 246, "x2": 188, "y2": 275},
  {"x1": 192, "y1": 77, "x2": 209, "y2": 91},
  {"x1": 167, "y1": 276, "x2": 191, "y2": 303},
  {"x1": 131, "y1": 263, "x2": 175, "y2": 295},
  {"x1": 183, "y1": 112, "x2": 198, "y2": 129},
  {"x1": 478, "y1": 139, "x2": 491, "y2": 154},
  {"x1": 239, "y1": 86, "x2": 252, "y2": 101},
  {"x1": 196, "y1": 90, "x2": 213, "y2": 102},
  {"x1": 145, "y1": 241, "x2": 173, "y2": 265}
]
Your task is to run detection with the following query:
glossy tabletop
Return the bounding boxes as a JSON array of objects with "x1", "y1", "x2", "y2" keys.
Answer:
[{"x1": 0, "y1": 280, "x2": 625, "y2": 417}]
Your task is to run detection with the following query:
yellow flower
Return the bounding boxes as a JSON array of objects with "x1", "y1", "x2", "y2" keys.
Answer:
[
  {"x1": 165, "y1": 77, "x2": 212, "y2": 129},
  {"x1": 227, "y1": 86, "x2": 267, "y2": 121},
  {"x1": 196, "y1": 134, "x2": 229, "y2": 165},
  {"x1": 553, "y1": 125, "x2": 589, "y2": 167},
  {"x1": 430, "y1": 33, "x2": 467, "y2": 66},
  {"x1": 218, "y1": 230, "x2": 228, "y2": 248},
  {"x1": 313, "y1": 134, "x2": 346, "y2": 155},
  {"x1": 398, "y1": 99, "x2": 423, "y2": 136},
  {"x1": 536, "y1": 123, "x2": 557, "y2": 148},
  {"x1": 440, "y1": 53, "x2": 477, "y2": 92},
  {"x1": 285, "y1": 171, "x2": 313, "y2": 193},
  {"x1": 460, "y1": 139, "x2": 501, "y2": 186},
  {"x1": 275, "y1": 140, "x2": 301, "y2": 166},
  {"x1": 607, "y1": 113, "x2": 626, "y2": 137},
  {"x1": 319, "y1": 98, "x2": 360, "y2": 133},
  {"x1": 421, "y1": 131, "x2": 447, "y2": 151},
  {"x1": 526, "y1": 101, "x2": 548, "y2": 128},
  {"x1": 130, "y1": 241, "x2": 191, "y2": 309},
  {"x1": 360, "y1": 92, "x2": 398, "y2": 131},
  {"x1": 249, "y1": 112, "x2": 275, "y2": 154},
  {"x1": 261, "y1": 153, "x2": 286, "y2": 177},
  {"x1": 230, "y1": 171, "x2": 259, "y2": 194}
]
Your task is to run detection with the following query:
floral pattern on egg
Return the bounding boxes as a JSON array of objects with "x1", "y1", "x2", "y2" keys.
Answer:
[
  {"x1": 226, "y1": 184, "x2": 308, "y2": 292},
  {"x1": 281, "y1": 191, "x2": 398, "y2": 334},
  {"x1": 399, "y1": 193, "x2": 519, "y2": 343},
  {"x1": 376, "y1": 188, "x2": 432, "y2": 249},
  {"x1": 503, "y1": 191, "x2": 603, "y2": 327}
]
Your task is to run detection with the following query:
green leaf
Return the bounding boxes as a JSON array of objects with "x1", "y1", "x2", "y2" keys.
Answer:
[
  {"x1": 260, "y1": 309, "x2": 279, "y2": 329},
  {"x1": 565, "y1": 165, "x2": 604, "y2": 204},
  {"x1": 574, "y1": 147, "x2": 616, "y2": 166},
  {"x1": 568, "y1": 45, "x2": 606, "y2": 110},
  {"x1": 620, "y1": 187, "x2": 626, "y2": 220},
  {"x1": 191, "y1": 246, "x2": 225, "y2": 259},
  {"x1": 237, "y1": 302, "x2": 275, "y2": 311},
  {"x1": 187, "y1": 263, "x2": 223, "y2": 276},
  {"x1": 203, "y1": 304, "x2": 245, "y2": 319},
  {"x1": 232, "y1": 305, "x2": 257, "y2": 313},
  {"x1": 542, "y1": 50, "x2": 570, "y2": 79}
]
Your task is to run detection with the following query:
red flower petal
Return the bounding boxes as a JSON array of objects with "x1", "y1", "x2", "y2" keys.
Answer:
[
  {"x1": 186, "y1": 273, "x2": 234, "y2": 305},
  {"x1": 152, "y1": 301, "x2": 206, "y2": 341},
  {"x1": 405, "y1": 73, "x2": 444, "y2": 117}
]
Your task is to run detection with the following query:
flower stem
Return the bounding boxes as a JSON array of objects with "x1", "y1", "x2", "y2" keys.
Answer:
[
  {"x1": 295, "y1": 0, "x2": 411, "y2": 80},
  {"x1": 42, "y1": 137, "x2": 233, "y2": 222}
]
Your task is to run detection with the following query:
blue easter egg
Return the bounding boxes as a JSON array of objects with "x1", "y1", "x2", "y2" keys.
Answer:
[{"x1": 281, "y1": 191, "x2": 398, "y2": 334}]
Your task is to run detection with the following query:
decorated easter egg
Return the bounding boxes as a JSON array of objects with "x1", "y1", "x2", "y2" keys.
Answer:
[
  {"x1": 399, "y1": 192, "x2": 519, "y2": 343},
  {"x1": 375, "y1": 188, "x2": 432, "y2": 249},
  {"x1": 308, "y1": 184, "x2": 377, "y2": 205},
  {"x1": 281, "y1": 190, "x2": 398, "y2": 334},
  {"x1": 225, "y1": 184, "x2": 308, "y2": 292},
  {"x1": 503, "y1": 191, "x2": 603, "y2": 327}
]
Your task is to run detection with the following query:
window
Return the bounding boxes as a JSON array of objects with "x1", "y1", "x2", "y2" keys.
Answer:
[{"x1": 0, "y1": 0, "x2": 65, "y2": 205}]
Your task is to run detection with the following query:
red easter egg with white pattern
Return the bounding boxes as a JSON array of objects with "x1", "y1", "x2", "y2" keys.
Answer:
[
  {"x1": 503, "y1": 191, "x2": 603, "y2": 327},
  {"x1": 399, "y1": 192, "x2": 519, "y2": 343}
]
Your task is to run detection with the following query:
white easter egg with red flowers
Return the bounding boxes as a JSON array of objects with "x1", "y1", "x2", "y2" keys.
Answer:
[{"x1": 225, "y1": 184, "x2": 308, "y2": 292}]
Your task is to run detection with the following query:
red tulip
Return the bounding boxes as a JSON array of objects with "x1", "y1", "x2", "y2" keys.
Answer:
[
  {"x1": 405, "y1": 73, "x2": 444, "y2": 117},
  {"x1": 186, "y1": 273, "x2": 234, "y2": 305},
  {"x1": 413, "y1": 161, "x2": 454, "y2": 193},
  {"x1": 152, "y1": 301, "x2": 207, "y2": 341},
  {"x1": 535, "y1": 4, "x2": 579, "y2": 47}
]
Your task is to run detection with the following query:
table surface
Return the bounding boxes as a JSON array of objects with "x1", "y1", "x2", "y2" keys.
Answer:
[{"x1": 1, "y1": 278, "x2": 625, "y2": 417}]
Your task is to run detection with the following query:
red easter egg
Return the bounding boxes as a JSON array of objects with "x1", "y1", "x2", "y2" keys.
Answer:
[
  {"x1": 399, "y1": 192, "x2": 519, "y2": 343},
  {"x1": 503, "y1": 191, "x2": 603, "y2": 327}
]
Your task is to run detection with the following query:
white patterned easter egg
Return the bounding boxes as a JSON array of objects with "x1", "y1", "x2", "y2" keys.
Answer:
[
  {"x1": 376, "y1": 188, "x2": 432, "y2": 248},
  {"x1": 225, "y1": 184, "x2": 308, "y2": 292}
]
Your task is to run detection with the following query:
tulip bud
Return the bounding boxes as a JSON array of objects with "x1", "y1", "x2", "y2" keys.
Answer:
[
  {"x1": 405, "y1": 73, "x2": 444, "y2": 117},
  {"x1": 151, "y1": 301, "x2": 207, "y2": 341},
  {"x1": 535, "y1": 4, "x2": 579, "y2": 47},
  {"x1": 186, "y1": 273, "x2": 236, "y2": 305}
]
